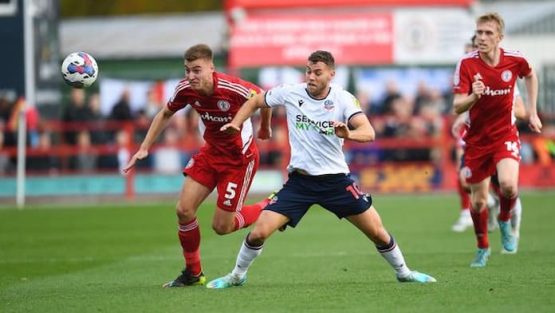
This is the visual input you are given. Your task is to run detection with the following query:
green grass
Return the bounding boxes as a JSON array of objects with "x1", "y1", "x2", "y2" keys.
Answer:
[{"x1": 1, "y1": 192, "x2": 554, "y2": 313}]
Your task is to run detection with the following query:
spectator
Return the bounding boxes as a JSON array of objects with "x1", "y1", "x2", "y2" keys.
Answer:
[
  {"x1": 26, "y1": 131, "x2": 60, "y2": 174},
  {"x1": 63, "y1": 88, "x2": 93, "y2": 145},
  {"x1": 70, "y1": 130, "x2": 97, "y2": 173},
  {"x1": 379, "y1": 80, "x2": 402, "y2": 115},
  {"x1": 87, "y1": 92, "x2": 108, "y2": 144},
  {"x1": 153, "y1": 127, "x2": 186, "y2": 174},
  {"x1": 115, "y1": 129, "x2": 131, "y2": 173},
  {"x1": 110, "y1": 88, "x2": 133, "y2": 122},
  {"x1": 0, "y1": 131, "x2": 11, "y2": 175}
]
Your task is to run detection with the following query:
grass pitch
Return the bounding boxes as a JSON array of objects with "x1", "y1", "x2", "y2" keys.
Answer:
[{"x1": 1, "y1": 192, "x2": 554, "y2": 313}]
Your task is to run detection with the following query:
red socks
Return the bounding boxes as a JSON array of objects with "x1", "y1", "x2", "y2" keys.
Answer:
[
  {"x1": 233, "y1": 197, "x2": 269, "y2": 230},
  {"x1": 178, "y1": 218, "x2": 202, "y2": 276},
  {"x1": 470, "y1": 208, "x2": 489, "y2": 249},
  {"x1": 499, "y1": 195, "x2": 516, "y2": 222},
  {"x1": 457, "y1": 180, "x2": 471, "y2": 211}
]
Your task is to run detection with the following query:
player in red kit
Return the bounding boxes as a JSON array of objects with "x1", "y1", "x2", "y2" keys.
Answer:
[
  {"x1": 123, "y1": 44, "x2": 273, "y2": 286},
  {"x1": 453, "y1": 13, "x2": 542, "y2": 267}
]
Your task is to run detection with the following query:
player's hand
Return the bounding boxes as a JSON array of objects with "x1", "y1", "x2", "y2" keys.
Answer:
[
  {"x1": 451, "y1": 117, "x2": 465, "y2": 138},
  {"x1": 451, "y1": 123, "x2": 462, "y2": 138},
  {"x1": 220, "y1": 123, "x2": 240, "y2": 135},
  {"x1": 122, "y1": 149, "x2": 148, "y2": 174},
  {"x1": 528, "y1": 112, "x2": 543, "y2": 133},
  {"x1": 472, "y1": 73, "x2": 484, "y2": 99},
  {"x1": 257, "y1": 127, "x2": 272, "y2": 140},
  {"x1": 333, "y1": 121, "x2": 349, "y2": 139}
]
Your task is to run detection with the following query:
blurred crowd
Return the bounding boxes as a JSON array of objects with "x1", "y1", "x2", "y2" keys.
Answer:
[{"x1": 1, "y1": 77, "x2": 554, "y2": 176}]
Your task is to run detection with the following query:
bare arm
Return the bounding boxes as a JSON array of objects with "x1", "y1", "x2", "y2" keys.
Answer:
[
  {"x1": 453, "y1": 74, "x2": 484, "y2": 114},
  {"x1": 451, "y1": 112, "x2": 467, "y2": 138},
  {"x1": 334, "y1": 113, "x2": 375, "y2": 143},
  {"x1": 513, "y1": 94, "x2": 528, "y2": 121},
  {"x1": 221, "y1": 92, "x2": 267, "y2": 134},
  {"x1": 122, "y1": 106, "x2": 175, "y2": 173},
  {"x1": 257, "y1": 106, "x2": 273, "y2": 140},
  {"x1": 524, "y1": 68, "x2": 542, "y2": 133}
]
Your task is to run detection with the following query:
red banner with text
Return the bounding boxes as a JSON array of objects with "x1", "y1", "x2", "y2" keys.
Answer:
[
  {"x1": 227, "y1": 0, "x2": 474, "y2": 9},
  {"x1": 229, "y1": 13, "x2": 393, "y2": 68}
]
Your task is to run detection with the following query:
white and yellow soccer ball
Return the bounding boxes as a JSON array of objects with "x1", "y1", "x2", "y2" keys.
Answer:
[{"x1": 61, "y1": 52, "x2": 99, "y2": 88}]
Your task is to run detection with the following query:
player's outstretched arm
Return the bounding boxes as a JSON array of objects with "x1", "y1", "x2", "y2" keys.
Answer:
[
  {"x1": 221, "y1": 92, "x2": 267, "y2": 135},
  {"x1": 335, "y1": 113, "x2": 375, "y2": 143},
  {"x1": 257, "y1": 106, "x2": 273, "y2": 140},
  {"x1": 122, "y1": 106, "x2": 175, "y2": 173},
  {"x1": 524, "y1": 69, "x2": 542, "y2": 133}
]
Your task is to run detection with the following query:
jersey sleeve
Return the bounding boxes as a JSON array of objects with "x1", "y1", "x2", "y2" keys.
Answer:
[
  {"x1": 264, "y1": 84, "x2": 289, "y2": 108},
  {"x1": 452, "y1": 59, "x2": 471, "y2": 95},
  {"x1": 236, "y1": 78, "x2": 263, "y2": 103},
  {"x1": 167, "y1": 80, "x2": 189, "y2": 112},
  {"x1": 517, "y1": 56, "x2": 532, "y2": 78},
  {"x1": 341, "y1": 90, "x2": 363, "y2": 123}
]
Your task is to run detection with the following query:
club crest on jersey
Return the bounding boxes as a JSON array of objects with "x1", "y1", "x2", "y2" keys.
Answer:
[
  {"x1": 217, "y1": 100, "x2": 230, "y2": 112},
  {"x1": 323, "y1": 100, "x2": 335, "y2": 111},
  {"x1": 501, "y1": 70, "x2": 512, "y2": 82},
  {"x1": 460, "y1": 166, "x2": 472, "y2": 179}
]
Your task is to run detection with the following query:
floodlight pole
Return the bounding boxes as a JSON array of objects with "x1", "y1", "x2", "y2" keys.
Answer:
[{"x1": 17, "y1": 0, "x2": 36, "y2": 209}]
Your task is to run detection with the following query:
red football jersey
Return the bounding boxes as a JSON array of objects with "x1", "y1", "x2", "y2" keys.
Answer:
[
  {"x1": 453, "y1": 48, "x2": 531, "y2": 149},
  {"x1": 167, "y1": 72, "x2": 262, "y2": 157}
]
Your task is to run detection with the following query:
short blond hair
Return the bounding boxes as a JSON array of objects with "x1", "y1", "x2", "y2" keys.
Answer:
[{"x1": 477, "y1": 12, "x2": 505, "y2": 35}]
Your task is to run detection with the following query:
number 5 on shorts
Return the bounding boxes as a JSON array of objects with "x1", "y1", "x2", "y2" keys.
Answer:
[{"x1": 225, "y1": 182, "x2": 238, "y2": 200}]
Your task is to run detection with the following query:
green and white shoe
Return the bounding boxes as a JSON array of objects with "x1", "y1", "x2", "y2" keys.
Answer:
[
  {"x1": 470, "y1": 248, "x2": 491, "y2": 268},
  {"x1": 499, "y1": 220, "x2": 516, "y2": 253},
  {"x1": 206, "y1": 273, "x2": 247, "y2": 289},
  {"x1": 397, "y1": 271, "x2": 437, "y2": 283}
]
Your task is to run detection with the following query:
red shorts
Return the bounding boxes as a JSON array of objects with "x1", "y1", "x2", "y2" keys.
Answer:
[
  {"x1": 183, "y1": 145, "x2": 259, "y2": 212},
  {"x1": 462, "y1": 137, "x2": 520, "y2": 184}
]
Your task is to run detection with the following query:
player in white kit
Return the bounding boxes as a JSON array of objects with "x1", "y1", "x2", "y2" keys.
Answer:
[{"x1": 206, "y1": 50, "x2": 436, "y2": 288}]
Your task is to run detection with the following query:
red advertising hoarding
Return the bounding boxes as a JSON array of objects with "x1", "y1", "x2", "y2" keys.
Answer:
[
  {"x1": 229, "y1": 13, "x2": 393, "y2": 68},
  {"x1": 227, "y1": 0, "x2": 474, "y2": 9}
]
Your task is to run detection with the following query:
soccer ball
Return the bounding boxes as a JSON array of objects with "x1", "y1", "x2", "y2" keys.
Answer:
[{"x1": 61, "y1": 52, "x2": 99, "y2": 88}]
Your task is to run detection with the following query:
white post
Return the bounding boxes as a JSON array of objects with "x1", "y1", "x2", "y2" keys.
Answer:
[{"x1": 17, "y1": 0, "x2": 35, "y2": 209}]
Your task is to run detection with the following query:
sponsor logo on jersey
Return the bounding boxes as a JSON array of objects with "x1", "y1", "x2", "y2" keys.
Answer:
[
  {"x1": 200, "y1": 111, "x2": 233, "y2": 123},
  {"x1": 298, "y1": 100, "x2": 304, "y2": 107},
  {"x1": 483, "y1": 86, "x2": 511, "y2": 96},
  {"x1": 295, "y1": 114, "x2": 334, "y2": 135},
  {"x1": 323, "y1": 100, "x2": 335, "y2": 111},
  {"x1": 223, "y1": 199, "x2": 232, "y2": 206},
  {"x1": 217, "y1": 100, "x2": 230, "y2": 112},
  {"x1": 193, "y1": 101, "x2": 201, "y2": 107},
  {"x1": 185, "y1": 158, "x2": 195, "y2": 169},
  {"x1": 352, "y1": 97, "x2": 361, "y2": 108},
  {"x1": 501, "y1": 70, "x2": 512, "y2": 82}
]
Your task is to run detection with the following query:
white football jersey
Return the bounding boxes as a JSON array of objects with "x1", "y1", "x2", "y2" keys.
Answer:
[{"x1": 264, "y1": 83, "x2": 363, "y2": 175}]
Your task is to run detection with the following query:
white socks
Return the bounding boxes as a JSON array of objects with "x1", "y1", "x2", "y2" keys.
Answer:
[
  {"x1": 231, "y1": 238, "x2": 263, "y2": 277},
  {"x1": 377, "y1": 238, "x2": 411, "y2": 278}
]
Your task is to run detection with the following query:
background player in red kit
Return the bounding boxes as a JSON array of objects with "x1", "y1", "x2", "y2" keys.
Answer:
[
  {"x1": 453, "y1": 13, "x2": 542, "y2": 267},
  {"x1": 123, "y1": 44, "x2": 272, "y2": 286}
]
